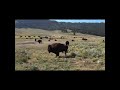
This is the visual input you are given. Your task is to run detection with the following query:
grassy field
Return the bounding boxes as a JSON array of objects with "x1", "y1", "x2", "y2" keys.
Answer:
[{"x1": 15, "y1": 28, "x2": 105, "y2": 71}]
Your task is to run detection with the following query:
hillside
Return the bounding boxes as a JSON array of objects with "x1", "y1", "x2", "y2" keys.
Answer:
[{"x1": 15, "y1": 20, "x2": 105, "y2": 36}]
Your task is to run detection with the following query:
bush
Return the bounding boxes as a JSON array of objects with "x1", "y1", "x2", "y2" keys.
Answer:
[
  {"x1": 15, "y1": 50, "x2": 30, "y2": 63},
  {"x1": 32, "y1": 66, "x2": 39, "y2": 70},
  {"x1": 70, "y1": 52, "x2": 76, "y2": 58}
]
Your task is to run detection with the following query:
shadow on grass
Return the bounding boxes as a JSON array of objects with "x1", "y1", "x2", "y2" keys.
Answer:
[{"x1": 58, "y1": 55, "x2": 76, "y2": 58}]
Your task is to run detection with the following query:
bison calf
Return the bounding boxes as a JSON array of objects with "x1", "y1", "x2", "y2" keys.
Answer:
[
  {"x1": 38, "y1": 40, "x2": 42, "y2": 44},
  {"x1": 48, "y1": 43, "x2": 68, "y2": 57}
]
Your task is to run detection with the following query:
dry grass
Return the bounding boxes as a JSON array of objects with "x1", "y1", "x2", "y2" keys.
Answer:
[{"x1": 15, "y1": 28, "x2": 105, "y2": 71}]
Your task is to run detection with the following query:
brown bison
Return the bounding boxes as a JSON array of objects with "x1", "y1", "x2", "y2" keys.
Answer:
[
  {"x1": 55, "y1": 39, "x2": 57, "y2": 41},
  {"x1": 48, "y1": 39, "x2": 50, "y2": 41},
  {"x1": 38, "y1": 40, "x2": 42, "y2": 44},
  {"x1": 72, "y1": 40, "x2": 74, "y2": 41},
  {"x1": 82, "y1": 38, "x2": 87, "y2": 40},
  {"x1": 48, "y1": 43, "x2": 68, "y2": 57},
  {"x1": 65, "y1": 41, "x2": 69, "y2": 46},
  {"x1": 40, "y1": 37, "x2": 42, "y2": 39},
  {"x1": 74, "y1": 37, "x2": 77, "y2": 38},
  {"x1": 45, "y1": 36, "x2": 48, "y2": 39}
]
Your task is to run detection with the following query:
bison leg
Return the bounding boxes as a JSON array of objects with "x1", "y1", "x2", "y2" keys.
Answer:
[
  {"x1": 56, "y1": 52, "x2": 59, "y2": 57},
  {"x1": 65, "y1": 51, "x2": 67, "y2": 56}
]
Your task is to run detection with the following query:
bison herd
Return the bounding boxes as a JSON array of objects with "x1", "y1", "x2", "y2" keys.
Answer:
[{"x1": 18, "y1": 35, "x2": 104, "y2": 57}]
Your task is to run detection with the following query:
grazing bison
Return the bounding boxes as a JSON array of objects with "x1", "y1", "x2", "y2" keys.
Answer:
[
  {"x1": 35, "y1": 38, "x2": 37, "y2": 41},
  {"x1": 20, "y1": 36, "x2": 22, "y2": 38},
  {"x1": 45, "y1": 36, "x2": 48, "y2": 39},
  {"x1": 26, "y1": 38, "x2": 28, "y2": 39},
  {"x1": 48, "y1": 39, "x2": 50, "y2": 41},
  {"x1": 28, "y1": 36, "x2": 31, "y2": 37},
  {"x1": 38, "y1": 40, "x2": 42, "y2": 44},
  {"x1": 72, "y1": 40, "x2": 74, "y2": 41},
  {"x1": 82, "y1": 38, "x2": 87, "y2": 40},
  {"x1": 48, "y1": 43, "x2": 68, "y2": 57},
  {"x1": 74, "y1": 37, "x2": 77, "y2": 38},
  {"x1": 40, "y1": 37, "x2": 42, "y2": 39},
  {"x1": 55, "y1": 39, "x2": 57, "y2": 41},
  {"x1": 65, "y1": 41, "x2": 69, "y2": 46}
]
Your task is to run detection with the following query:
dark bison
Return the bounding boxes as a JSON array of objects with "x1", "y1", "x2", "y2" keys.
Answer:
[
  {"x1": 38, "y1": 40, "x2": 42, "y2": 44},
  {"x1": 74, "y1": 37, "x2": 77, "y2": 38},
  {"x1": 48, "y1": 43, "x2": 68, "y2": 57},
  {"x1": 82, "y1": 38, "x2": 87, "y2": 40},
  {"x1": 103, "y1": 40, "x2": 105, "y2": 42},
  {"x1": 20, "y1": 36, "x2": 22, "y2": 38},
  {"x1": 55, "y1": 39, "x2": 57, "y2": 41},
  {"x1": 45, "y1": 36, "x2": 48, "y2": 39},
  {"x1": 35, "y1": 38, "x2": 37, "y2": 41},
  {"x1": 72, "y1": 40, "x2": 74, "y2": 41},
  {"x1": 65, "y1": 41, "x2": 69, "y2": 46},
  {"x1": 48, "y1": 39, "x2": 50, "y2": 41},
  {"x1": 40, "y1": 37, "x2": 42, "y2": 39},
  {"x1": 26, "y1": 38, "x2": 28, "y2": 39}
]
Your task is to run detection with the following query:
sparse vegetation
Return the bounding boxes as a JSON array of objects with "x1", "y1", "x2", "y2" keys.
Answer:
[{"x1": 15, "y1": 28, "x2": 105, "y2": 71}]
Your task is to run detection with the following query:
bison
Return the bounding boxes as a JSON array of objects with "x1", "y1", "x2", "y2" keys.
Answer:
[
  {"x1": 45, "y1": 36, "x2": 48, "y2": 39},
  {"x1": 48, "y1": 43, "x2": 68, "y2": 57},
  {"x1": 38, "y1": 40, "x2": 42, "y2": 44},
  {"x1": 55, "y1": 39, "x2": 57, "y2": 41},
  {"x1": 48, "y1": 39, "x2": 50, "y2": 41},
  {"x1": 72, "y1": 40, "x2": 74, "y2": 41},
  {"x1": 40, "y1": 37, "x2": 42, "y2": 39},
  {"x1": 82, "y1": 38, "x2": 87, "y2": 40},
  {"x1": 65, "y1": 41, "x2": 69, "y2": 46},
  {"x1": 74, "y1": 37, "x2": 77, "y2": 38}
]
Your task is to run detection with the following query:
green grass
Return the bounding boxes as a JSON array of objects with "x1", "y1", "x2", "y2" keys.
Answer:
[{"x1": 15, "y1": 28, "x2": 105, "y2": 71}]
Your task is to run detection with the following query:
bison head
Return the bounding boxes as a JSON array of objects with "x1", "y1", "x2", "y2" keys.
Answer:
[{"x1": 48, "y1": 45, "x2": 52, "y2": 53}]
